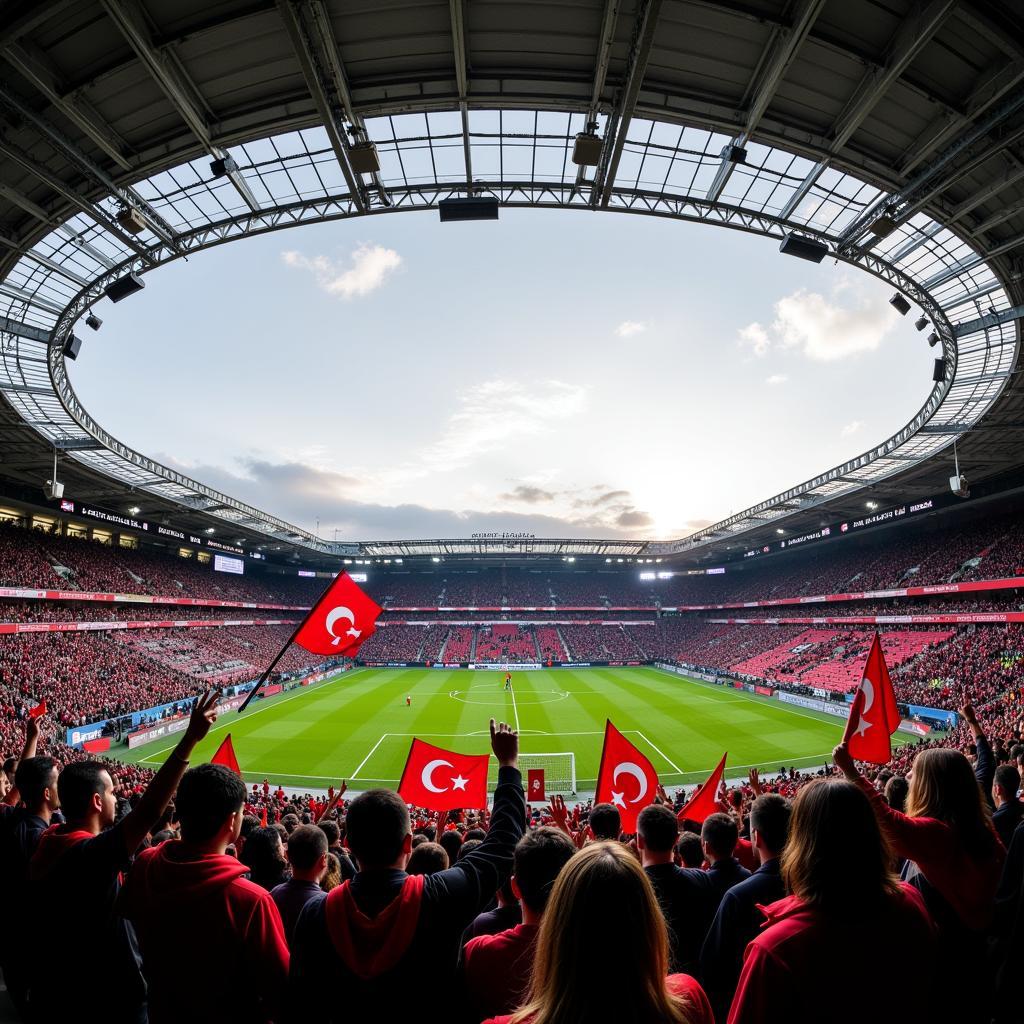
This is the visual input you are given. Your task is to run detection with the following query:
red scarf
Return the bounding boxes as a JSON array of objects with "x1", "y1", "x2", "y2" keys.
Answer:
[{"x1": 325, "y1": 874, "x2": 425, "y2": 979}]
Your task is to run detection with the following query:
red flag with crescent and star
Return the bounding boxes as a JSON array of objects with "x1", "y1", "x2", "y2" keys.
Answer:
[
  {"x1": 844, "y1": 632, "x2": 900, "y2": 765},
  {"x1": 677, "y1": 752, "x2": 727, "y2": 824},
  {"x1": 398, "y1": 738, "x2": 490, "y2": 812},
  {"x1": 594, "y1": 720, "x2": 659, "y2": 833},
  {"x1": 292, "y1": 572, "x2": 383, "y2": 657}
]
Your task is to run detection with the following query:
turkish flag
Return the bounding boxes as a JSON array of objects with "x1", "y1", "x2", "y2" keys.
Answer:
[
  {"x1": 845, "y1": 633, "x2": 900, "y2": 764},
  {"x1": 398, "y1": 738, "x2": 489, "y2": 811},
  {"x1": 28, "y1": 699, "x2": 47, "y2": 719},
  {"x1": 527, "y1": 768, "x2": 546, "y2": 803},
  {"x1": 595, "y1": 721, "x2": 659, "y2": 833},
  {"x1": 292, "y1": 573, "x2": 383, "y2": 657},
  {"x1": 677, "y1": 752, "x2": 728, "y2": 824},
  {"x1": 210, "y1": 734, "x2": 241, "y2": 776}
]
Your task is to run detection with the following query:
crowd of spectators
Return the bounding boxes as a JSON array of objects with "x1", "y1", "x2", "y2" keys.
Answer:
[
  {"x1": 474, "y1": 626, "x2": 538, "y2": 663},
  {"x1": 4, "y1": 685, "x2": 1024, "y2": 1023}
]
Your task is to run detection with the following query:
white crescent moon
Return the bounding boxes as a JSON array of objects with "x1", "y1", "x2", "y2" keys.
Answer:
[
  {"x1": 421, "y1": 759, "x2": 453, "y2": 794},
  {"x1": 860, "y1": 677, "x2": 875, "y2": 715},
  {"x1": 612, "y1": 761, "x2": 649, "y2": 803},
  {"x1": 324, "y1": 606, "x2": 355, "y2": 639}
]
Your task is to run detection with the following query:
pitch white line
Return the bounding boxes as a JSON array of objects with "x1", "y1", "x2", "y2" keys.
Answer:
[
  {"x1": 636, "y1": 730, "x2": 683, "y2": 775},
  {"x1": 138, "y1": 668, "x2": 361, "y2": 763},
  {"x1": 509, "y1": 683, "x2": 521, "y2": 733},
  {"x1": 351, "y1": 733, "x2": 389, "y2": 779}
]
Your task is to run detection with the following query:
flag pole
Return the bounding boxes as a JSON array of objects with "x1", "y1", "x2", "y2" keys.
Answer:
[{"x1": 238, "y1": 574, "x2": 341, "y2": 713}]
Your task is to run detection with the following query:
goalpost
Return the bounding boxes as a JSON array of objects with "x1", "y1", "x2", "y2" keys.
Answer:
[{"x1": 489, "y1": 752, "x2": 577, "y2": 795}]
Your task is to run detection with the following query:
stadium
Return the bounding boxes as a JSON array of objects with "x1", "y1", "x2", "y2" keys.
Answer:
[{"x1": 1, "y1": 1, "x2": 1023, "y2": 1021}]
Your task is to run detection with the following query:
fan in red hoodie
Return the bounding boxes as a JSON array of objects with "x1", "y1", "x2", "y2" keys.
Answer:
[
  {"x1": 116, "y1": 762, "x2": 290, "y2": 1024},
  {"x1": 30, "y1": 691, "x2": 221, "y2": 1023},
  {"x1": 288, "y1": 720, "x2": 525, "y2": 1024},
  {"x1": 728, "y1": 777, "x2": 937, "y2": 1024}
]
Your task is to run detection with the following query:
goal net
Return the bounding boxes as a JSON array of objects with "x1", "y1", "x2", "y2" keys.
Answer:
[{"x1": 489, "y1": 752, "x2": 577, "y2": 795}]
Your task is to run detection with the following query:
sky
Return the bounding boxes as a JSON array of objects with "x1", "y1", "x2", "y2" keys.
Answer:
[{"x1": 69, "y1": 209, "x2": 937, "y2": 542}]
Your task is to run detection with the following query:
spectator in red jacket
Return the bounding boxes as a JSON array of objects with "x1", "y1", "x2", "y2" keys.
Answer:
[
  {"x1": 834, "y1": 728, "x2": 1004, "y2": 1024},
  {"x1": 116, "y1": 762, "x2": 290, "y2": 1024},
  {"x1": 463, "y1": 826, "x2": 575, "y2": 1021},
  {"x1": 485, "y1": 841, "x2": 713, "y2": 1024},
  {"x1": 727, "y1": 778, "x2": 936, "y2": 1024}
]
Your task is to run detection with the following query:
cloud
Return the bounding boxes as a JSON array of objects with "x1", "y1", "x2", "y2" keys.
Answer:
[
  {"x1": 281, "y1": 243, "x2": 402, "y2": 299},
  {"x1": 738, "y1": 323, "x2": 771, "y2": 357},
  {"x1": 765, "y1": 374, "x2": 788, "y2": 385},
  {"x1": 572, "y1": 489, "x2": 631, "y2": 509},
  {"x1": 424, "y1": 379, "x2": 586, "y2": 471},
  {"x1": 498, "y1": 485, "x2": 556, "y2": 504},
  {"x1": 614, "y1": 509, "x2": 654, "y2": 528},
  {"x1": 158, "y1": 456, "x2": 658, "y2": 540},
  {"x1": 738, "y1": 277, "x2": 899, "y2": 362},
  {"x1": 841, "y1": 420, "x2": 863, "y2": 437},
  {"x1": 615, "y1": 320, "x2": 649, "y2": 338}
]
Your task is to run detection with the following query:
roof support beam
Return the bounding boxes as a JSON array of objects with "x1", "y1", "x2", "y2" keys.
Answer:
[
  {"x1": 574, "y1": 0, "x2": 621, "y2": 189},
  {"x1": 0, "y1": 315, "x2": 49, "y2": 343},
  {"x1": 0, "y1": 136, "x2": 155, "y2": 263},
  {"x1": 0, "y1": 231, "x2": 88, "y2": 285},
  {"x1": 1, "y1": 41, "x2": 132, "y2": 171},
  {"x1": 449, "y1": 0, "x2": 473, "y2": 193},
  {"x1": 0, "y1": 83, "x2": 179, "y2": 250},
  {"x1": 953, "y1": 303, "x2": 1024, "y2": 337},
  {"x1": 831, "y1": 0, "x2": 956, "y2": 151},
  {"x1": 706, "y1": 0, "x2": 825, "y2": 202},
  {"x1": 591, "y1": 0, "x2": 663, "y2": 208},
  {"x1": 307, "y1": 1, "x2": 389, "y2": 205},
  {"x1": 275, "y1": 0, "x2": 367, "y2": 212},
  {"x1": 778, "y1": 0, "x2": 953, "y2": 223},
  {"x1": 835, "y1": 84, "x2": 1024, "y2": 254},
  {"x1": 947, "y1": 161, "x2": 1024, "y2": 223},
  {"x1": 99, "y1": 0, "x2": 259, "y2": 214}
]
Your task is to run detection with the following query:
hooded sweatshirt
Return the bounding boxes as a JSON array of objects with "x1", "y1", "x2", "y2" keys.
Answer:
[
  {"x1": 30, "y1": 822, "x2": 146, "y2": 1021},
  {"x1": 287, "y1": 765, "x2": 526, "y2": 1024},
  {"x1": 116, "y1": 841, "x2": 289, "y2": 1024},
  {"x1": 728, "y1": 887, "x2": 936, "y2": 1024}
]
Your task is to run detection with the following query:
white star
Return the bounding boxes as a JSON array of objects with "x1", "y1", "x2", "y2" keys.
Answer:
[
  {"x1": 854, "y1": 716, "x2": 872, "y2": 738},
  {"x1": 611, "y1": 790, "x2": 626, "y2": 809},
  {"x1": 451, "y1": 774, "x2": 469, "y2": 791}
]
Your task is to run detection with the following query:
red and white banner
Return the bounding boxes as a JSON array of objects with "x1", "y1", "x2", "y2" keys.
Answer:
[
  {"x1": 0, "y1": 617, "x2": 300, "y2": 635},
  {"x1": 0, "y1": 586, "x2": 308, "y2": 611},
  {"x1": 707, "y1": 613, "x2": 1024, "y2": 625}
]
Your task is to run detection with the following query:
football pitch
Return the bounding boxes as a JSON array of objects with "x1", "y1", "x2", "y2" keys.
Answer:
[{"x1": 122, "y1": 666, "x2": 899, "y2": 793}]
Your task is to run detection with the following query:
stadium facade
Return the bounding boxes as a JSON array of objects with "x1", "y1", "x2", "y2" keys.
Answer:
[{"x1": 0, "y1": 0, "x2": 1021, "y2": 571}]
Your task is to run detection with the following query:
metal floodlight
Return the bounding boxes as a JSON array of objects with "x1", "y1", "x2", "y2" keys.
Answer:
[
  {"x1": 889, "y1": 293, "x2": 911, "y2": 316},
  {"x1": 914, "y1": 315, "x2": 928, "y2": 332},
  {"x1": 779, "y1": 233, "x2": 828, "y2": 263},
  {"x1": 105, "y1": 273, "x2": 145, "y2": 303},
  {"x1": 868, "y1": 214, "x2": 897, "y2": 238},
  {"x1": 438, "y1": 197, "x2": 499, "y2": 222},
  {"x1": 209, "y1": 156, "x2": 238, "y2": 178},
  {"x1": 928, "y1": 332, "x2": 940, "y2": 348},
  {"x1": 86, "y1": 313, "x2": 102, "y2": 331}
]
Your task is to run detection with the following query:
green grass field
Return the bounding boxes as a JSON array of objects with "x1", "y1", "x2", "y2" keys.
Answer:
[{"x1": 122, "y1": 666, "x2": 903, "y2": 793}]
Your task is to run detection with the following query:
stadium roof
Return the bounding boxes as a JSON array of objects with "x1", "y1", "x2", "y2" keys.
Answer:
[{"x1": 0, "y1": 0, "x2": 1022, "y2": 562}]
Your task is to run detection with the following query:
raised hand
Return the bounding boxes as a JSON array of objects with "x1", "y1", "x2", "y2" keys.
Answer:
[
  {"x1": 548, "y1": 794, "x2": 570, "y2": 832},
  {"x1": 489, "y1": 719, "x2": 519, "y2": 768},
  {"x1": 832, "y1": 742, "x2": 858, "y2": 780},
  {"x1": 656, "y1": 783, "x2": 671, "y2": 806},
  {"x1": 184, "y1": 689, "x2": 221, "y2": 747},
  {"x1": 748, "y1": 767, "x2": 762, "y2": 797}
]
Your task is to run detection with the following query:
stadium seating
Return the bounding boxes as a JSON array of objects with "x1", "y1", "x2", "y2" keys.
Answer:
[{"x1": 473, "y1": 625, "x2": 538, "y2": 663}]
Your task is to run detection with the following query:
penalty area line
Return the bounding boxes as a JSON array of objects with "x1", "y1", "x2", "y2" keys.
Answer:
[
  {"x1": 350, "y1": 734, "x2": 390, "y2": 780},
  {"x1": 636, "y1": 731, "x2": 683, "y2": 775}
]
